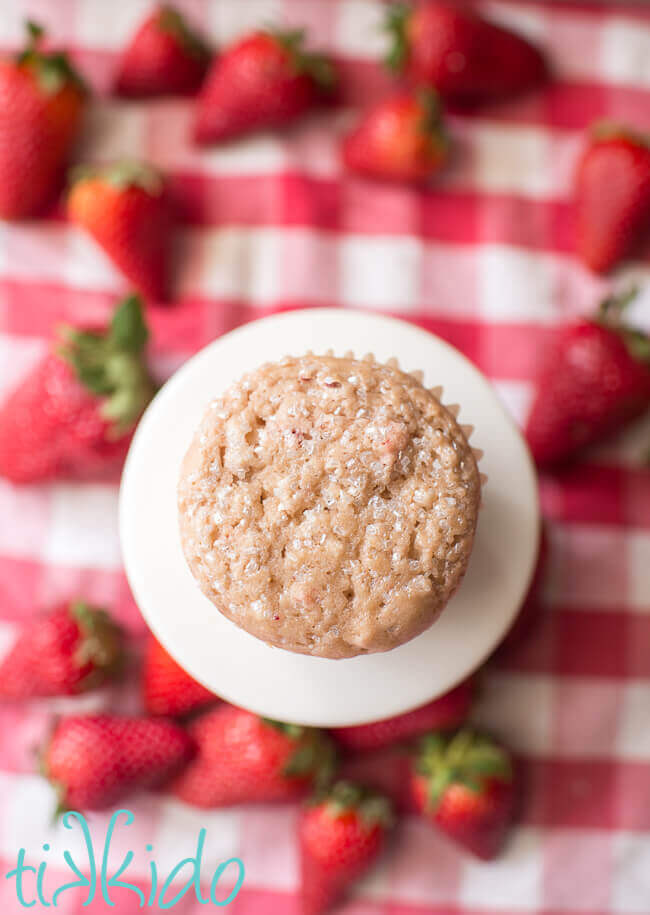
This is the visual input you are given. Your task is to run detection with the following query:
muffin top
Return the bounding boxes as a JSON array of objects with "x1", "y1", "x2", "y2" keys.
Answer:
[{"x1": 178, "y1": 354, "x2": 481, "y2": 659}]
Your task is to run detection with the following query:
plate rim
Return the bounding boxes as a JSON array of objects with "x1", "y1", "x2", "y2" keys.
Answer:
[{"x1": 119, "y1": 308, "x2": 540, "y2": 726}]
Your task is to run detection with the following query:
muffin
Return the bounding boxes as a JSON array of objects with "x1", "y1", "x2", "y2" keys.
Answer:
[{"x1": 178, "y1": 354, "x2": 481, "y2": 659}]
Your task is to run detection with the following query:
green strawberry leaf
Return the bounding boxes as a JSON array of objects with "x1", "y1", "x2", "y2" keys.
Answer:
[
  {"x1": 416, "y1": 731, "x2": 447, "y2": 770},
  {"x1": 18, "y1": 20, "x2": 87, "y2": 95},
  {"x1": 286, "y1": 731, "x2": 337, "y2": 789},
  {"x1": 358, "y1": 793, "x2": 394, "y2": 829},
  {"x1": 271, "y1": 28, "x2": 337, "y2": 92},
  {"x1": 63, "y1": 346, "x2": 113, "y2": 395},
  {"x1": 626, "y1": 330, "x2": 650, "y2": 363},
  {"x1": 70, "y1": 160, "x2": 164, "y2": 196},
  {"x1": 316, "y1": 781, "x2": 394, "y2": 830},
  {"x1": 157, "y1": 5, "x2": 211, "y2": 62},
  {"x1": 57, "y1": 294, "x2": 156, "y2": 435},
  {"x1": 416, "y1": 88, "x2": 449, "y2": 152},
  {"x1": 262, "y1": 718, "x2": 305, "y2": 740},
  {"x1": 417, "y1": 729, "x2": 513, "y2": 811},
  {"x1": 101, "y1": 160, "x2": 165, "y2": 195},
  {"x1": 110, "y1": 294, "x2": 149, "y2": 353},
  {"x1": 591, "y1": 121, "x2": 650, "y2": 148},
  {"x1": 26, "y1": 20, "x2": 44, "y2": 43},
  {"x1": 384, "y1": 3, "x2": 410, "y2": 72},
  {"x1": 285, "y1": 742, "x2": 318, "y2": 777},
  {"x1": 599, "y1": 286, "x2": 639, "y2": 321},
  {"x1": 598, "y1": 287, "x2": 650, "y2": 365},
  {"x1": 71, "y1": 601, "x2": 125, "y2": 687},
  {"x1": 264, "y1": 720, "x2": 337, "y2": 790}
]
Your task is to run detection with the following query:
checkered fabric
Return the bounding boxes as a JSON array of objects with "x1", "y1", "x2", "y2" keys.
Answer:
[{"x1": 0, "y1": 0, "x2": 649, "y2": 912}]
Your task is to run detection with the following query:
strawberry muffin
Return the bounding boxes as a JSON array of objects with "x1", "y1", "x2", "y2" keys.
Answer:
[{"x1": 178, "y1": 354, "x2": 481, "y2": 659}]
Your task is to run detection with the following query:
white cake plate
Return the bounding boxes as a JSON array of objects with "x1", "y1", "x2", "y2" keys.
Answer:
[{"x1": 120, "y1": 309, "x2": 540, "y2": 727}]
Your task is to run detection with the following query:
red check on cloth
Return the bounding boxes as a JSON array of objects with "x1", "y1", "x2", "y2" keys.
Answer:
[{"x1": 0, "y1": 1, "x2": 649, "y2": 913}]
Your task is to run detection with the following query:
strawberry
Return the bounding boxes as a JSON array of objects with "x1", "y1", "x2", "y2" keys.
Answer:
[
  {"x1": 143, "y1": 635, "x2": 216, "y2": 717},
  {"x1": 115, "y1": 5, "x2": 210, "y2": 98},
  {"x1": 0, "y1": 21, "x2": 86, "y2": 218},
  {"x1": 0, "y1": 294, "x2": 155, "y2": 484},
  {"x1": 385, "y1": 2, "x2": 547, "y2": 105},
  {"x1": 299, "y1": 782, "x2": 393, "y2": 915},
  {"x1": 342, "y1": 89, "x2": 448, "y2": 183},
  {"x1": 194, "y1": 29, "x2": 336, "y2": 144},
  {"x1": 0, "y1": 600, "x2": 124, "y2": 699},
  {"x1": 575, "y1": 125, "x2": 650, "y2": 273},
  {"x1": 67, "y1": 160, "x2": 174, "y2": 301},
  {"x1": 42, "y1": 715, "x2": 195, "y2": 811},
  {"x1": 411, "y1": 729, "x2": 515, "y2": 860},
  {"x1": 331, "y1": 678, "x2": 474, "y2": 752},
  {"x1": 525, "y1": 290, "x2": 650, "y2": 466},
  {"x1": 172, "y1": 705, "x2": 336, "y2": 807}
]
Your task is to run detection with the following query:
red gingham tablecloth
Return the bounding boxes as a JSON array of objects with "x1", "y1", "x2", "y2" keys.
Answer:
[{"x1": 1, "y1": 1, "x2": 649, "y2": 913}]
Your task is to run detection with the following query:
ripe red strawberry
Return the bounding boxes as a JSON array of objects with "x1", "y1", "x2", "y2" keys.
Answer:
[
  {"x1": 411, "y1": 730, "x2": 515, "y2": 860},
  {"x1": 385, "y1": 2, "x2": 547, "y2": 105},
  {"x1": 143, "y1": 635, "x2": 216, "y2": 717},
  {"x1": 0, "y1": 600, "x2": 124, "y2": 699},
  {"x1": 331, "y1": 678, "x2": 474, "y2": 752},
  {"x1": 42, "y1": 715, "x2": 195, "y2": 811},
  {"x1": 575, "y1": 125, "x2": 650, "y2": 273},
  {"x1": 0, "y1": 294, "x2": 155, "y2": 484},
  {"x1": 342, "y1": 89, "x2": 448, "y2": 183},
  {"x1": 172, "y1": 705, "x2": 336, "y2": 807},
  {"x1": 299, "y1": 782, "x2": 393, "y2": 915},
  {"x1": 115, "y1": 5, "x2": 210, "y2": 98},
  {"x1": 525, "y1": 290, "x2": 650, "y2": 466},
  {"x1": 0, "y1": 21, "x2": 86, "y2": 218},
  {"x1": 67, "y1": 161, "x2": 174, "y2": 300},
  {"x1": 194, "y1": 29, "x2": 336, "y2": 144}
]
